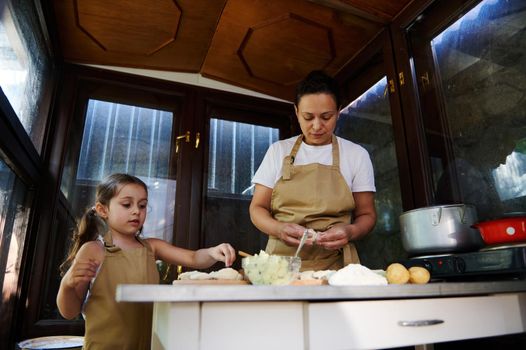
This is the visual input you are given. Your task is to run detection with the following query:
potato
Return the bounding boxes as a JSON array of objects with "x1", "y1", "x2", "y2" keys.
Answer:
[
  {"x1": 386, "y1": 263, "x2": 410, "y2": 284},
  {"x1": 409, "y1": 266, "x2": 431, "y2": 284}
]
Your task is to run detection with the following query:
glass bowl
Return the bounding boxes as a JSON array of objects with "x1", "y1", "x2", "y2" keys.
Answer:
[{"x1": 242, "y1": 252, "x2": 301, "y2": 285}]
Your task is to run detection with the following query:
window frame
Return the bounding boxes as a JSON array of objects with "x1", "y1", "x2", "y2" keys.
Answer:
[
  {"x1": 406, "y1": 0, "x2": 484, "y2": 205},
  {"x1": 17, "y1": 64, "x2": 293, "y2": 337},
  {"x1": 191, "y1": 90, "x2": 293, "y2": 251},
  {"x1": 336, "y1": 29, "x2": 415, "y2": 211},
  {"x1": 0, "y1": 2, "x2": 57, "y2": 343},
  {"x1": 18, "y1": 64, "x2": 192, "y2": 338}
]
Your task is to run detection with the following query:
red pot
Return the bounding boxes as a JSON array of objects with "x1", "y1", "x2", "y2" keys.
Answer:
[{"x1": 472, "y1": 217, "x2": 526, "y2": 245}]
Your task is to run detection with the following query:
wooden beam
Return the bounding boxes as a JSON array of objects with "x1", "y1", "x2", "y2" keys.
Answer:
[{"x1": 307, "y1": 0, "x2": 390, "y2": 24}]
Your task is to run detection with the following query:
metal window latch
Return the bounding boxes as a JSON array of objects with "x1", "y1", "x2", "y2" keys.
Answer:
[
  {"x1": 388, "y1": 79, "x2": 395, "y2": 94},
  {"x1": 175, "y1": 131, "x2": 191, "y2": 153},
  {"x1": 399, "y1": 72, "x2": 405, "y2": 86},
  {"x1": 421, "y1": 72, "x2": 430, "y2": 87},
  {"x1": 195, "y1": 132, "x2": 200, "y2": 149}
]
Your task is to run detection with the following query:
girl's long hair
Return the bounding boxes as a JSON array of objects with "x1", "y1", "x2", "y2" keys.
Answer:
[{"x1": 59, "y1": 173, "x2": 148, "y2": 275}]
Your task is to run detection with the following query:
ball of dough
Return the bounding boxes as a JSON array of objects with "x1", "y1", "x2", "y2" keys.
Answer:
[
  {"x1": 409, "y1": 266, "x2": 431, "y2": 284},
  {"x1": 386, "y1": 263, "x2": 410, "y2": 284}
]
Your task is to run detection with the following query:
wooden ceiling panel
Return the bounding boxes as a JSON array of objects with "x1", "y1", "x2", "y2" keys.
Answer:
[
  {"x1": 53, "y1": 0, "x2": 227, "y2": 72},
  {"x1": 201, "y1": 0, "x2": 383, "y2": 100},
  {"x1": 76, "y1": 0, "x2": 182, "y2": 55},
  {"x1": 238, "y1": 13, "x2": 335, "y2": 85},
  {"x1": 50, "y1": 0, "x2": 415, "y2": 101}
]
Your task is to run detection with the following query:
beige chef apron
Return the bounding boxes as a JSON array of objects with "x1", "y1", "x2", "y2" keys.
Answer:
[
  {"x1": 267, "y1": 134, "x2": 360, "y2": 271},
  {"x1": 83, "y1": 232, "x2": 159, "y2": 350}
]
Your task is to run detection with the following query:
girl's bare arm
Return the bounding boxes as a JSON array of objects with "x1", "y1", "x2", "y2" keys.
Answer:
[
  {"x1": 148, "y1": 239, "x2": 235, "y2": 269},
  {"x1": 56, "y1": 242, "x2": 104, "y2": 319}
]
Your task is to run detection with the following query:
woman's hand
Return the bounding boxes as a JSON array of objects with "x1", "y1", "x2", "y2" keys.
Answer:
[
  {"x1": 315, "y1": 223, "x2": 351, "y2": 250},
  {"x1": 208, "y1": 243, "x2": 236, "y2": 267},
  {"x1": 277, "y1": 223, "x2": 307, "y2": 246}
]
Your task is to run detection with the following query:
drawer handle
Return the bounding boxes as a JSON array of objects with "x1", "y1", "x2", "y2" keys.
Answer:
[{"x1": 398, "y1": 319, "x2": 444, "y2": 327}]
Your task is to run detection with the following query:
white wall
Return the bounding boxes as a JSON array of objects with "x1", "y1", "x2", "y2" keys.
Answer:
[{"x1": 85, "y1": 64, "x2": 291, "y2": 104}]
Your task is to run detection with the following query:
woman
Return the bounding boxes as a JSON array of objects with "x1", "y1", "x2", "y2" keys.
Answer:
[{"x1": 249, "y1": 70, "x2": 376, "y2": 271}]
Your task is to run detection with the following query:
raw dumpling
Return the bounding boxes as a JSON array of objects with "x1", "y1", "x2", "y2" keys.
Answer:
[
  {"x1": 300, "y1": 269, "x2": 336, "y2": 281},
  {"x1": 178, "y1": 271, "x2": 210, "y2": 280},
  {"x1": 209, "y1": 267, "x2": 243, "y2": 280},
  {"x1": 190, "y1": 272, "x2": 212, "y2": 280}
]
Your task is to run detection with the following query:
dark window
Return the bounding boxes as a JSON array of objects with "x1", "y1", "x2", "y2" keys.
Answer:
[
  {"x1": 0, "y1": 159, "x2": 31, "y2": 343},
  {"x1": 409, "y1": 0, "x2": 526, "y2": 219}
]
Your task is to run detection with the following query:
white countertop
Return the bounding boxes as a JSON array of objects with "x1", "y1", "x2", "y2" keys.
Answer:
[{"x1": 116, "y1": 279, "x2": 526, "y2": 303}]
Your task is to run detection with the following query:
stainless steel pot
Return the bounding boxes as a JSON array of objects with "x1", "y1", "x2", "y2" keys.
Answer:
[{"x1": 400, "y1": 204, "x2": 484, "y2": 255}]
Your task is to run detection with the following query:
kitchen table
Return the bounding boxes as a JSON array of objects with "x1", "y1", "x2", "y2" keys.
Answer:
[{"x1": 116, "y1": 280, "x2": 526, "y2": 349}]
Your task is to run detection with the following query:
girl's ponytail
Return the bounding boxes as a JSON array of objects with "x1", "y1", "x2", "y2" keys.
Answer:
[{"x1": 59, "y1": 207, "x2": 106, "y2": 276}]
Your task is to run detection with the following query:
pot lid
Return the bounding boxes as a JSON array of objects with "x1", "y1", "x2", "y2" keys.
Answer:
[{"x1": 400, "y1": 204, "x2": 475, "y2": 216}]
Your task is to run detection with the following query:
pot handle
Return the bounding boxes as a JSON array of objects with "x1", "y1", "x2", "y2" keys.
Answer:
[
  {"x1": 431, "y1": 207, "x2": 442, "y2": 225},
  {"x1": 459, "y1": 205, "x2": 467, "y2": 224}
]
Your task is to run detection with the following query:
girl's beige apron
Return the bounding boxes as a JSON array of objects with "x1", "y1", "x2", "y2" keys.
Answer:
[
  {"x1": 83, "y1": 234, "x2": 159, "y2": 350},
  {"x1": 267, "y1": 134, "x2": 359, "y2": 271}
]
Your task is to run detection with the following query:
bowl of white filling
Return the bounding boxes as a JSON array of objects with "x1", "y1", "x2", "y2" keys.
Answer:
[{"x1": 242, "y1": 250, "x2": 301, "y2": 285}]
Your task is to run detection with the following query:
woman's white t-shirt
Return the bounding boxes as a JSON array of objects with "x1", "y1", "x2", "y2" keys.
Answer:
[{"x1": 252, "y1": 135, "x2": 376, "y2": 193}]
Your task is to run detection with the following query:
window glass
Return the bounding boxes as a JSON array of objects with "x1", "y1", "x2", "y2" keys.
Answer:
[
  {"x1": 0, "y1": 158, "x2": 31, "y2": 337},
  {"x1": 60, "y1": 99, "x2": 176, "y2": 241},
  {"x1": 429, "y1": 0, "x2": 526, "y2": 219},
  {"x1": 204, "y1": 118, "x2": 279, "y2": 268},
  {"x1": 0, "y1": 20, "x2": 27, "y2": 117},
  {"x1": 336, "y1": 77, "x2": 407, "y2": 267},
  {"x1": 0, "y1": 1, "x2": 51, "y2": 151},
  {"x1": 207, "y1": 118, "x2": 278, "y2": 196}
]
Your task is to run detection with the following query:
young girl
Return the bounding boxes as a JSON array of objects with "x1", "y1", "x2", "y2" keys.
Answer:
[{"x1": 57, "y1": 173, "x2": 235, "y2": 349}]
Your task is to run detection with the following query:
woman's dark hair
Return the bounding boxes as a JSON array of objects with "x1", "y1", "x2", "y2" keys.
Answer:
[
  {"x1": 295, "y1": 70, "x2": 341, "y2": 108},
  {"x1": 59, "y1": 173, "x2": 148, "y2": 275}
]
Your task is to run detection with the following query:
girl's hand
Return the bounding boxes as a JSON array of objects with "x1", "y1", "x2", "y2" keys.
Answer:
[
  {"x1": 209, "y1": 243, "x2": 236, "y2": 267},
  {"x1": 315, "y1": 224, "x2": 350, "y2": 250},
  {"x1": 63, "y1": 258, "x2": 100, "y2": 289},
  {"x1": 277, "y1": 223, "x2": 306, "y2": 246}
]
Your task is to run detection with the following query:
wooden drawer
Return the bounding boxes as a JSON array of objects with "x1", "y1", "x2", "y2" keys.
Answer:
[
  {"x1": 200, "y1": 302, "x2": 305, "y2": 350},
  {"x1": 308, "y1": 293, "x2": 526, "y2": 349}
]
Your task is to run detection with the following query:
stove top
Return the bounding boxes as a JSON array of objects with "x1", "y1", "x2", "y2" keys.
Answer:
[{"x1": 403, "y1": 245, "x2": 526, "y2": 281}]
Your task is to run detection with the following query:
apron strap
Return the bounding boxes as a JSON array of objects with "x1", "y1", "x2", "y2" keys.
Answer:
[
  {"x1": 102, "y1": 231, "x2": 122, "y2": 253},
  {"x1": 331, "y1": 135, "x2": 340, "y2": 167},
  {"x1": 282, "y1": 135, "x2": 304, "y2": 180},
  {"x1": 290, "y1": 135, "x2": 304, "y2": 160}
]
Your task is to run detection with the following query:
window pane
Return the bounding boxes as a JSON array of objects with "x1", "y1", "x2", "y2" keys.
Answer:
[
  {"x1": 61, "y1": 99, "x2": 176, "y2": 241},
  {"x1": 204, "y1": 118, "x2": 279, "y2": 268},
  {"x1": 430, "y1": 0, "x2": 526, "y2": 219},
  {"x1": 207, "y1": 118, "x2": 278, "y2": 196},
  {"x1": 336, "y1": 77, "x2": 406, "y2": 268},
  {"x1": 0, "y1": 1, "x2": 51, "y2": 151},
  {"x1": 0, "y1": 159, "x2": 31, "y2": 338}
]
